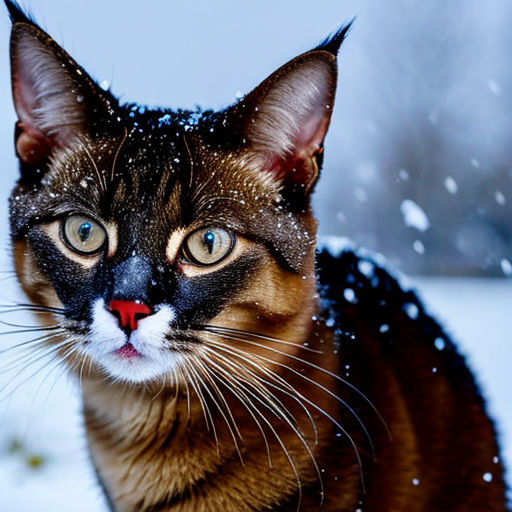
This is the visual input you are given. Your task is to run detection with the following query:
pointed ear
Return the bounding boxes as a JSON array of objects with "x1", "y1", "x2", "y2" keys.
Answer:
[
  {"x1": 232, "y1": 24, "x2": 351, "y2": 195},
  {"x1": 8, "y1": 7, "x2": 117, "y2": 169}
]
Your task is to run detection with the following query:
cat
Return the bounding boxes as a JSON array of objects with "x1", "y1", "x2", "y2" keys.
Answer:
[{"x1": 3, "y1": 1, "x2": 508, "y2": 511}]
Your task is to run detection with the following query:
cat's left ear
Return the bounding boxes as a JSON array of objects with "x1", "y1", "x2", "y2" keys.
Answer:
[
  {"x1": 231, "y1": 23, "x2": 351, "y2": 196},
  {"x1": 6, "y1": 0, "x2": 116, "y2": 171}
]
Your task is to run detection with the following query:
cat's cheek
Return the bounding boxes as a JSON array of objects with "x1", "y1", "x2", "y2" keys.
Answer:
[{"x1": 12, "y1": 238, "x2": 64, "y2": 313}]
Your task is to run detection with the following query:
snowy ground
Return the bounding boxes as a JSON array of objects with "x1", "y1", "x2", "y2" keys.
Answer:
[{"x1": 0, "y1": 276, "x2": 510, "y2": 511}]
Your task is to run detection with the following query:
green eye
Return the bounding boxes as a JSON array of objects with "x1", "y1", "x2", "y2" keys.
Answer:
[
  {"x1": 62, "y1": 215, "x2": 107, "y2": 255},
  {"x1": 184, "y1": 228, "x2": 234, "y2": 266}
]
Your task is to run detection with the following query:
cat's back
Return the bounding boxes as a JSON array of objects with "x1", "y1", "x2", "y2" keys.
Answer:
[{"x1": 315, "y1": 245, "x2": 508, "y2": 510}]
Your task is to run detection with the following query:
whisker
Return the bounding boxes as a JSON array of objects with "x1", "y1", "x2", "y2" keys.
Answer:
[
  {"x1": 182, "y1": 359, "x2": 220, "y2": 456},
  {"x1": 229, "y1": 342, "x2": 373, "y2": 456},
  {"x1": 83, "y1": 144, "x2": 107, "y2": 193},
  {"x1": 0, "y1": 340, "x2": 72, "y2": 400},
  {"x1": 183, "y1": 132, "x2": 195, "y2": 191},
  {"x1": 0, "y1": 274, "x2": 18, "y2": 283},
  {"x1": 0, "y1": 325, "x2": 61, "y2": 336},
  {"x1": 27, "y1": 344, "x2": 77, "y2": 412},
  {"x1": 203, "y1": 327, "x2": 389, "y2": 438},
  {"x1": 195, "y1": 357, "x2": 244, "y2": 442},
  {"x1": 77, "y1": 347, "x2": 90, "y2": 388},
  {"x1": 177, "y1": 360, "x2": 206, "y2": 427},
  {"x1": 203, "y1": 345, "x2": 318, "y2": 446},
  {"x1": 193, "y1": 358, "x2": 244, "y2": 464},
  {"x1": 201, "y1": 347, "x2": 326, "y2": 506},
  {"x1": 111, "y1": 127, "x2": 128, "y2": 182},
  {"x1": 190, "y1": 170, "x2": 217, "y2": 204},
  {"x1": 0, "y1": 333, "x2": 65, "y2": 373},
  {"x1": 203, "y1": 325, "x2": 322, "y2": 354},
  {"x1": 206, "y1": 353, "x2": 310, "y2": 469},
  {"x1": 0, "y1": 303, "x2": 65, "y2": 314},
  {"x1": 0, "y1": 345, "x2": 48, "y2": 375},
  {"x1": 61, "y1": 342, "x2": 88, "y2": 376},
  {"x1": 176, "y1": 364, "x2": 191, "y2": 421},
  {"x1": 204, "y1": 346, "x2": 310, "y2": 436},
  {"x1": 151, "y1": 372, "x2": 170, "y2": 401},
  {"x1": 212, "y1": 364, "x2": 304, "y2": 510},
  {"x1": 0, "y1": 330, "x2": 64, "y2": 355},
  {"x1": 0, "y1": 318, "x2": 59, "y2": 329},
  {"x1": 206, "y1": 337, "x2": 366, "y2": 492},
  {"x1": 205, "y1": 359, "x2": 273, "y2": 467},
  {"x1": 171, "y1": 366, "x2": 181, "y2": 410}
]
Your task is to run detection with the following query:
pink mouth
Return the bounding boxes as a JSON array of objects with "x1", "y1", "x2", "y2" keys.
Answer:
[{"x1": 115, "y1": 343, "x2": 141, "y2": 359}]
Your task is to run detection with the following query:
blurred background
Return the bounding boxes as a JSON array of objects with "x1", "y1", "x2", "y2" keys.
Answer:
[{"x1": 0, "y1": 0, "x2": 510, "y2": 510}]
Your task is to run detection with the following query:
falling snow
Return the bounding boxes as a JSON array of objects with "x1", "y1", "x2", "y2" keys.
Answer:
[
  {"x1": 488, "y1": 79, "x2": 501, "y2": 96},
  {"x1": 400, "y1": 200, "x2": 430, "y2": 232},
  {"x1": 354, "y1": 188, "x2": 368, "y2": 203},
  {"x1": 398, "y1": 169, "x2": 410, "y2": 181},
  {"x1": 413, "y1": 240, "x2": 425, "y2": 255},
  {"x1": 495, "y1": 191, "x2": 506, "y2": 205},
  {"x1": 444, "y1": 176, "x2": 458, "y2": 194},
  {"x1": 470, "y1": 157, "x2": 480, "y2": 169},
  {"x1": 500, "y1": 259, "x2": 512, "y2": 276}
]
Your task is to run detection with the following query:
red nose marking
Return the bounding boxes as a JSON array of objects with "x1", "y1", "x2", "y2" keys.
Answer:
[{"x1": 108, "y1": 300, "x2": 151, "y2": 331}]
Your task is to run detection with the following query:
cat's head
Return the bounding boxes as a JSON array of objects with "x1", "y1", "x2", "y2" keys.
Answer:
[{"x1": 6, "y1": 1, "x2": 349, "y2": 384}]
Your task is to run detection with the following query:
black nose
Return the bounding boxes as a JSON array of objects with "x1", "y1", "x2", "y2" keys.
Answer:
[{"x1": 110, "y1": 256, "x2": 153, "y2": 304}]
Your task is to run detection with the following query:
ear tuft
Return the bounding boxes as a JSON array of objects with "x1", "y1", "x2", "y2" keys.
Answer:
[
  {"x1": 4, "y1": 0, "x2": 37, "y2": 27},
  {"x1": 313, "y1": 20, "x2": 354, "y2": 56}
]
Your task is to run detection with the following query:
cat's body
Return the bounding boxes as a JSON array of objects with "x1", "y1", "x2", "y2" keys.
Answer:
[
  {"x1": 79, "y1": 248, "x2": 507, "y2": 512},
  {"x1": 3, "y1": 1, "x2": 508, "y2": 511}
]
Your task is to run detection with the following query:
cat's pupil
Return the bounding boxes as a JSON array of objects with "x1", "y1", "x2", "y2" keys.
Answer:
[
  {"x1": 204, "y1": 232, "x2": 215, "y2": 254},
  {"x1": 78, "y1": 222, "x2": 92, "y2": 242}
]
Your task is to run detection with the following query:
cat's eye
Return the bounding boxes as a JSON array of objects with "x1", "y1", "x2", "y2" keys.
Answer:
[
  {"x1": 62, "y1": 215, "x2": 107, "y2": 255},
  {"x1": 184, "y1": 228, "x2": 235, "y2": 266}
]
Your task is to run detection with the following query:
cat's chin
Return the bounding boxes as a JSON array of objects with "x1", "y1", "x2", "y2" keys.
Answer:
[
  {"x1": 98, "y1": 349, "x2": 178, "y2": 384},
  {"x1": 83, "y1": 299, "x2": 178, "y2": 384}
]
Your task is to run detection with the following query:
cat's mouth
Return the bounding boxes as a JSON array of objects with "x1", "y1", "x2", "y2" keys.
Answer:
[
  {"x1": 114, "y1": 342, "x2": 141, "y2": 359},
  {"x1": 82, "y1": 299, "x2": 179, "y2": 382}
]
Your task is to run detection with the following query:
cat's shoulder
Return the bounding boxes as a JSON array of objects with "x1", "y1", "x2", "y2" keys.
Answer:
[
  {"x1": 315, "y1": 237, "x2": 484, "y2": 400},
  {"x1": 316, "y1": 236, "x2": 427, "y2": 323}
]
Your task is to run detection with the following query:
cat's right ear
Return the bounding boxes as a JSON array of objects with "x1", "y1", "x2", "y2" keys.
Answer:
[
  {"x1": 6, "y1": 1, "x2": 116, "y2": 177},
  {"x1": 226, "y1": 23, "x2": 351, "y2": 202}
]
